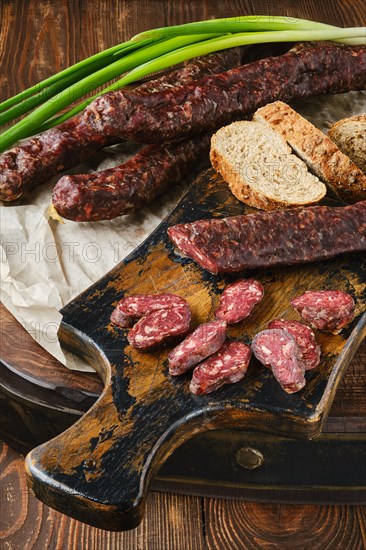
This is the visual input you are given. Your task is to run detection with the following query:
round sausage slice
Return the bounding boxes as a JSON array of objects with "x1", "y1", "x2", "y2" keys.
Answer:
[
  {"x1": 127, "y1": 304, "x2": 191, "y2": 350},
  {"x1": 111, "y1": 293, "x2": 189, "y2": 328},
  {"x1": 251, "y1": 329, "x2": 306, "y2": 394},
  {"x1": 215, "y1": 279, "x2": 264, "y2": 324},
  {"x1": 268, "y1": 319, "x2": 321, "y2": 370},
  {"x1": 168, "y1": 320, "x2": 227, "y2": 376},
  {"x1": 291, "y1": 290, "x2": 355, "y2": 334},
  {"x1": 190, "y1": 340, "x2": 251, "y2": 395}
]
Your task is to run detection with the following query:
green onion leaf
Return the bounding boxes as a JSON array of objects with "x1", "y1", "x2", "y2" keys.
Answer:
[
  {"x1": 131, "y1": 15, "x2": 339, "y2": 41},
  {"x1": 0, "y1": 39, "x2": 150, "y2": 114},
  {"x1": 117, "y1": 28, "x2": 366, "y2": 88}
]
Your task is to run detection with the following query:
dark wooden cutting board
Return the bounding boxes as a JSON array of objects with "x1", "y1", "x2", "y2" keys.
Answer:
[{"x1": 25, "y1": 168, "x2": 366, "y2": 531}]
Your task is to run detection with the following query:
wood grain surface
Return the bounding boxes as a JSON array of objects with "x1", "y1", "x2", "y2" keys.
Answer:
[
  {"x1": 2, "y1": 441, "x2": 366, "y2": 549},
  {"x1": 1, "y1": 0, "x2": 365, "y2": 547}
]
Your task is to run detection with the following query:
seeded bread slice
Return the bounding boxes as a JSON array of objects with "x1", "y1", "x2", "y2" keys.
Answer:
[
  {"x1": 253, "y1": 101, "x2": 366, "y2": 204},
  {"x1": 210, "y1": 121, "x2": 326, "y2": 211},
  {"x1": 328, "y1": 114, "x2": 366, "y2": 175}
]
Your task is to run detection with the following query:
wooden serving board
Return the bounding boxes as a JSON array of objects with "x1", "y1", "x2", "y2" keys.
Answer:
[{"x1": 25, "y1": 169, "x2": 366, "y2": 531}]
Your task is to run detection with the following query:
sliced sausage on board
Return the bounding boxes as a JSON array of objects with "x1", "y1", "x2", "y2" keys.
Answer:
[
  {"x1": 291, "y1": 290, "x2": 355, "y2": 334},
  {"x1": 168, "y1": 320, "x2": 227, "y2": 376},
  {"x1": 127, "y1": 304, "x2": 191, "y2": 350},
  {"x1": 215, "y1": 279, "x2": 264, "y2": 324},
  {"x1": 251, "y1": 329, "x2": 306, "y2": 394},
  {"x1": 268, "y1": 319, "x2": 321, "y2": 370},
  {"x1": 111, "y1": 293, "x2": 189, "y2": 328},
  {"x1": 190, "y1": 340, "x2": 251, "y2": 395}
]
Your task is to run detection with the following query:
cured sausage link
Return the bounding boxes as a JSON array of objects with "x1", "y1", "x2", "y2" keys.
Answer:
[
  {"x1": 52, "y1": 133, "x2": 211, "y2": 221},
  {"x1": 167, "y1": 201, "x2": 366, "y2": 275},
  {"x1": 0, "y1": 116, "x2": 112, "y2": 202},
  {"x1": 84, "y1": 44, "x2": 366, "y2": 143},
  {"x1": 0, "y1": 49, "x2": 244, "y2": 202}
]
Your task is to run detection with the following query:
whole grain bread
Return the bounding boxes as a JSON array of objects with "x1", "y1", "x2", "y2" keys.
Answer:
[
  {"x1": 253, "y1": 101, "x2": 366, "y2": 203},
  {"x1": 328, "y1": 114, "x2": 366, "y2": 175},
  {"x1": 210, "y1": 121, "x2": 326, "y2": 211}
]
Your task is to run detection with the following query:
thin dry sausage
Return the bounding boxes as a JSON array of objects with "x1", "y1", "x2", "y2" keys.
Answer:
[{"x1": 167, "y1": 201, "x2": 366, "y2": 274}]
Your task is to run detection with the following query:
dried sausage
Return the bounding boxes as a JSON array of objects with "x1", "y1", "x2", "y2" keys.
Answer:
[
  {"x1": 84, "y1": 44, "x2": 366, "y2": 143},
  {"x1": 291, "y1": 290, "x2": 355, "y2": 334},
  {"x1": 52, "y1": 134, "x2": 210, "y2": 221},
  {"x1": 215, "y1": 279, "x2": 264, "y2": 324},
  {"x1": 127, "y1": 304, "x2": 191, "y2": 349},
  {"x1": 111, "y1": 293, "x2": 189, "y2": 328},
  {"x1": 190, "y1": 340, "x2": 251, "y2": 395},
  {"x1": 0, "y1": 48, "x2": 243, "y2": 201},
  {"x1": 268, "y1": 319, "x2": 320, "y2": 370},
  {"x1": 2, "y1": 44, "x2": 365, "y2": 202},
  {"x1": 167, "y1": 201, "x2": 366, "y2": 274},
  {"x1": 251, "y1": 329, "x2": 306, "y2": 393},
  {"x1": 168, "y1": 320, "x2": 226, "y2": 375}
]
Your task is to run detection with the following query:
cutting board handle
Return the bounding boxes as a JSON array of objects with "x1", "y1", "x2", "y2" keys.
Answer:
[{"x1": 25, "y1": 377, "x2": 208, "y2": 531}]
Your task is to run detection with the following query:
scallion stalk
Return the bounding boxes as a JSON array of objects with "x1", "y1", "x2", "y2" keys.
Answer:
[
  {"x1": 0, "y1": 39, "x2": 151, "y2": 114},
  {"x1": 131, "y1": 15, "x2": 339, "y2": 41},
  {"x1": 115, "y1": 28, "x2": 366, "y2": 88},
  {"x1": 0, "y1": 56, "x2": 121, "y2": 126}
]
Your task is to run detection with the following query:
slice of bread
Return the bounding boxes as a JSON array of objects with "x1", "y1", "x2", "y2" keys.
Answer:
[
  {"x1": 253, "y1": 101, "x2": 366, "y2": 204},
  {"x1": 210, "y1": 121, "x2": 326, "y2": 211},
  {"x1": 328, "y1": 114, "x2": 366, "y2": 175}
]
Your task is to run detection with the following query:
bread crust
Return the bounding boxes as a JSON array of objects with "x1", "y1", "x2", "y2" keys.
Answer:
[
  {"x1": 328, "y1": 114, "x2": 366, "y2": 175},
  {"x1": 254, "y1": 101, "x2": 366, "y2": 203}
]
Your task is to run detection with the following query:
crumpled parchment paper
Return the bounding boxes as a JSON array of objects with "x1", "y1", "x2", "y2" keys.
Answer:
[{"x1": 1, "y1": 91, "x2": 365, "y2": 371}]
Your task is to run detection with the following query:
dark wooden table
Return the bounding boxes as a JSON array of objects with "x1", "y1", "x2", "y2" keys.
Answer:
[{"x1": 1, "y1": 0, "x2": 366, "y2": 548}]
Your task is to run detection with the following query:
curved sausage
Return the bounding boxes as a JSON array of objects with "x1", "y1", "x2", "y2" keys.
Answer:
[
  {"x1": 84, "y1": 44, "x2": 366, "y2": 143},
  {"x1": 52, "y1": 134, "x2": 210, "y2": 221}
]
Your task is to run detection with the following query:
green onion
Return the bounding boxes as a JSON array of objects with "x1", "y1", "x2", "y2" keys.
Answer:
[
  {"x1": 0, "y1": 34, "x2": 217, "y2": 151},
  {"x1": 116, "y1": 28, "x2": 366, "y2": 88},
  {"x1": 0, "y1": 39, "x2": 149, "y2": 114},
  {"x1": 131, "y1": 15, "x2": 338, "y2": 41},
  {"x1": 0, "y1": 57, "x2": 119, "y2": 126}
]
